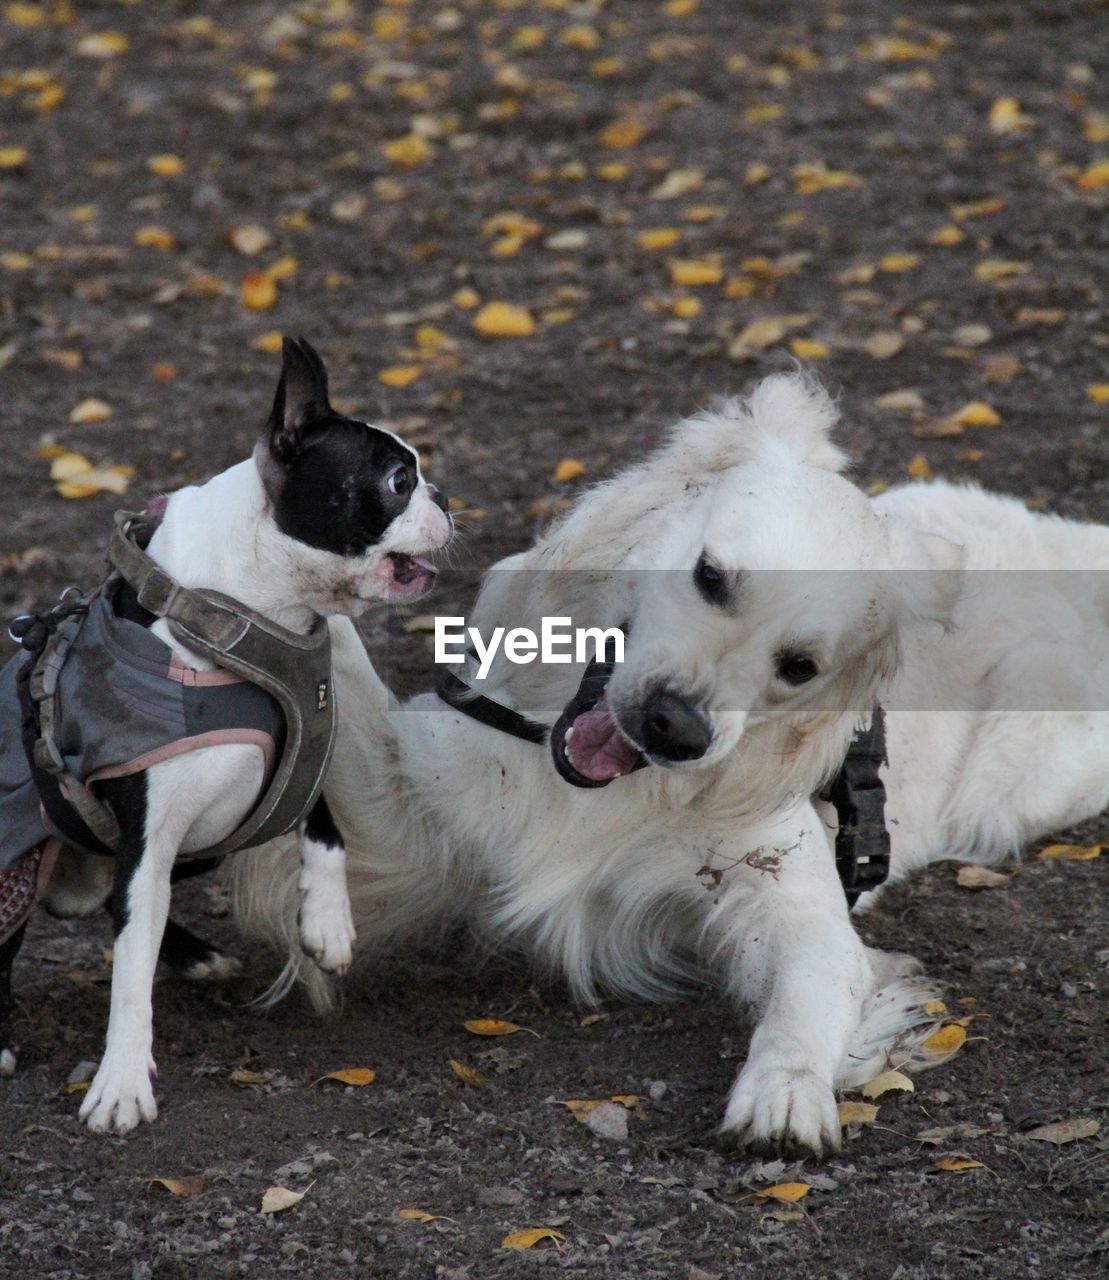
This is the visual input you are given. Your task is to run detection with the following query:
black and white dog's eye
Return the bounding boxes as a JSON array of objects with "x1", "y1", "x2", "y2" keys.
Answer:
[
  {"x1": 694, "y1": 554, "x2": 728, "y2": 605},
  {"x1": 387, "y1": 466, "x2": 412, "y2": 496},
  {"x1": 776, "y1": 653, "x2": 819, "y2": 686}
]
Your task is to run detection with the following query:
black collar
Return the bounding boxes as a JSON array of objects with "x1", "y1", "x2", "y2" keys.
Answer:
[{"x1": 437, "y1": 667, "x2": 891, "y2": 907}]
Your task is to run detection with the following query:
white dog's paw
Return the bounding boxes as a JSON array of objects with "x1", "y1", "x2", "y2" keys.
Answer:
[
  {"x1": 79, "y1": 1054, "x2": 158, "y2": 1134},
  {"x1": 722, "y1": 1065, "x2": 841, "y2": 1158},
  {"x1": 298, "y1": 882, "x2": 356, "y2": 975}
]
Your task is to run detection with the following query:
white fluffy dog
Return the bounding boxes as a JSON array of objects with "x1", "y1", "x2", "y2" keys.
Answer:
[{"x1": 232, "y1": 375, "x2": 1108, "y2": 1157}]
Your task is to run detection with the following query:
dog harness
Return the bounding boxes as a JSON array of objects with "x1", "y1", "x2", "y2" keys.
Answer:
[
  {"x1": 0, "y1": 510, "x2": 336, "y2": 940},
  {"x1": 438, "y1": 647, "x2": 891, "y2": 907}
]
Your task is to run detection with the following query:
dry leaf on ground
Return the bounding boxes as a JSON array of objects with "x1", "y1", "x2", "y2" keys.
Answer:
[
  {"x1": 315, "y1": 1068, "x2": 375, "y2": 1087},
  {"x1": 956, "y1": 865, "x2": 1010, "y2": 889},
  {"x1": 861, "y1": 1069, "x2": 914, "y2": 1099},
  {"x1": 260, "y1": 1184, "x2": 311, "y2": 1213},
  {"x1": 502, "y1": 1227, "x2": 566, "y2": 1251},
  {"x1": 1025, "y1": 1117, "x2": 1099, "y2": 1145},
  {"x1": 151, "y1": 1177, "x2": 204, "y2": 1197}
]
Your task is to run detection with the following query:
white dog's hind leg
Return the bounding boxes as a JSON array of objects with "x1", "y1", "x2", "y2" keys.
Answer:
[
  {"x1": 297, "y1": 795, "x2": 355, "y2": 975},
  {"x1": 706, "y1": 807, "x2": 874, "y2": 1157}
]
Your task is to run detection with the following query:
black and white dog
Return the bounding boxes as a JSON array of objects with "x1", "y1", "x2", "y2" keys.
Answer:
[{"x1": 0, "y1": 338, "x2": 452, "y2": 1132}]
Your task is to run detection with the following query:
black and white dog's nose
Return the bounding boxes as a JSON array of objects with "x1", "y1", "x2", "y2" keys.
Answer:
[
  {"x1": 428, "y1": 484, "x2": 449, "y2": 513},
  {"x1": 639, "y1": 689, "x2": 712, "y2": 762}
]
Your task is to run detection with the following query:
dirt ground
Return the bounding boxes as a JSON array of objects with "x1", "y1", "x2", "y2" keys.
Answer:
[{"x1": 1, "y1": 1, "x2": 1106, "y2": 1277}]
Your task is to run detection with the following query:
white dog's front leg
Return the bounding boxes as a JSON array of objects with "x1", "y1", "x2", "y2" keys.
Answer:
[
  {"x1": 704, "y1": 805, "x2": 872, "y2": 1157},
  {"x1": 297, "y1": 795, "x2": 355, "y2": 974}
]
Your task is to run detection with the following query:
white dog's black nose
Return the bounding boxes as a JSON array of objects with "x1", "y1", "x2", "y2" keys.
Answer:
[{"x1": 639, "y1": 690, "x2": 712, "y2": 763}]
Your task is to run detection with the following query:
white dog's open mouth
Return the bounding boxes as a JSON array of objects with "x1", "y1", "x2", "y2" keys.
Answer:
[
  {"x1": 550, "y1": 656, "x2": 645, "y2": 787},
  {"x1": 381, "y1": 551, "x2": 438, "y2": 601}
]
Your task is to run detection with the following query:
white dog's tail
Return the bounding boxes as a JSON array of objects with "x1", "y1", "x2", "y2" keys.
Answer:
[{"x1": 835, "y1": 949, "x2": 949, "y2": 1089}]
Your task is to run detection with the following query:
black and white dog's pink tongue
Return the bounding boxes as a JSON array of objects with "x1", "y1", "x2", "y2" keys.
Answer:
[{"x1": 565, "y1": 701, "x2": 641, "y2": 781}]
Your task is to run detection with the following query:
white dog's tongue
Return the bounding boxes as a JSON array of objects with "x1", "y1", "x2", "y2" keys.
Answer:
[{"x1": 564, "y1": 696, "x2": 640, "y2": 781}]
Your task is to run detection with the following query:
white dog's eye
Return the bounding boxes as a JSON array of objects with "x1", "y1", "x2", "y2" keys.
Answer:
[
  {"x1": 777, "y1": 653, "x2": 819, "y2": 686},
  {"x1": 694, "y1": 554, "x2": 728, "y2": 605},
  {"x1": 387, "y1": 466, "x2": 412, "y2": 496}
]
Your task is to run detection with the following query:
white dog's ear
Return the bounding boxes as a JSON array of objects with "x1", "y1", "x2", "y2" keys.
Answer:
[
  {"x1": 741, "y1": 373, "x2": 848, "y2": 473},
  {"x1": 886, "y1": 521, "x2": 965, "y2": 630}
]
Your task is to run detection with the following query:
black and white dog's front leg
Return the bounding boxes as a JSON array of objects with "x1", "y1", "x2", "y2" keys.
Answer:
[
  {"x1": 297, "y1": 794, "x2": 355, "y2": 974},
  {"x1": 79, "y1": 774, "x2": 175, "y2": 1133}
]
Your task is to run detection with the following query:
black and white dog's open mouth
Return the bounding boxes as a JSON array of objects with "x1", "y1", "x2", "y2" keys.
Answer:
[
  {"x1": 551, "y1": 661, "x2": 645, "y2": 788},
  {"x1": 383, "y1": 551, "x2": 438, "y2": 600}
]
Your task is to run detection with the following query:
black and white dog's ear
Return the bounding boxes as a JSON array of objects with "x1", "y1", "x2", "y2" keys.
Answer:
[{"x1": 264, "y1": 337, "x2": 333, "y2": 462}]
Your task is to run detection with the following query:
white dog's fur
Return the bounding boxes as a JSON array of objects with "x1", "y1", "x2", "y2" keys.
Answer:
[{"x1": 232, "y1": 375, "x2": 1108, "y2": 1156}]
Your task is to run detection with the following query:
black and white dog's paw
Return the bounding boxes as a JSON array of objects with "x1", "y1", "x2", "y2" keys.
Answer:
[
  {"x1": 159, "y1": 918, "x2": 241, "y2": 982},
  {"x1": 298, "y1": 892, "x2": 356, "y2": 974},
  {"x1": 79, "y1": 1052, "x2": 158, "y2": 1134},
  {"x1": 721, "y1": 1065, "x2": 841, "y2": 1159}
]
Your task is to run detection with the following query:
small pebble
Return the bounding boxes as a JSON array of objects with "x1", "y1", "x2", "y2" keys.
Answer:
[{"x1": 649, "y1": 1081, "x2": 668, "y2": 1100}]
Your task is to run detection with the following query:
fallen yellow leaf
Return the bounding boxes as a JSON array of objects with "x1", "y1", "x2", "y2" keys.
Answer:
[
  {"x1": 382, "y1": 133, "x2": 431, "y2": 168},
  {"x1": 1087, "y1": 384, "x2": 1109, "y2": 404},
  {"x1": 69, "y1": 398, "x2": 112, "y2": 425},
  {"x1": 553, "y1": 458, "x2": 585, "y2": 484},
  {"x1": 253, "y1": 330, "x2": 284, "y2": 354},
  {"x1": 928, "y1": 224, "x2": 965, "y2": 247},
  {"x1": 974, "y1": 259, "x2": 1029, "y2": 282},
  {"x1": 728, "y1": 314, "x2": 811, "y2": 359},
  {"x1": 669, "y1": 296, "x2": 700, "y2": 319},
  {"x1": 562, "y1": 1095, "x2": 640, "y2": 1121},
  {"x1": 151, "y1": 1177, "x2": 204, "y2": 1197},
  {"x1": 950, "y1": 198, "x2": 1004, "y2": 221},
  {"x1": 921, "y1": 1024, "x2": 967, "y2": 1060},
  {"x1": 956, "y1": 865, "x2": 1010, "y2": 889},
  {"x1": 77, "y1": 31, "x2": 129, "y2": 58},
  {"x1": 240, "y1": 272, "x2": 277, "y2": 311},
  {"x1": 756, "y1": 1183, "x2": 810, "y2": 1203},
  {"x1": 260, "y1": 1185, "x2": 311, "y2": 1214},
  {"x1": 502, "y1": 1227, "x2": 566, "y2": 1251},
  {"x1": 228, "y1": 1068, "x2": 270, "y2": 1086},
  {"x1": 315, "y1": 1067, "x2": 375, "y2": 1086},
  {"x1": 452, "y1": 286, "x2": 480, "y2": 309},
  {"x1": 637, "y1": 228, "x2": 681, "y2": 251},
  {"x1": 147, "y1": 153, "x2": 184, "y2": 177},
  {"x1": 598, "y1": 118, "x2": 645, "y2": 149},
  {"x1": 838, "y1": 1101, "x2": 879, "y2": 1127},
  {"x1": 396, "y1": 1207, "x2": 452, "y2": 1223},
  {"x1": 464, "y1": 1018, "x2": 532, "y2": 1037},
  {"x1": 922, "y1": 999, "x2": 947, "y2": 1016},
  {"x1": 880, "y1": 253, "x2": 921, "y2": 273},
  {"x1": 134, "y1": 226, "x2": 175, "y2": 250},
  {"x1": 1038, "y1": 843, "x2": 1101, "y2": 861},
  {"x1": 265, "y1": 255, "x2": 298, "y2": 282},
  {"x1": 651, "y1": 168, "x2": 705, "y2": 200},
  {"x1": 952, "y1": 401, "x2": 1001, "y2": 428},
  {"x1": 1075, "y1": 160, "x2": 1109, "y2": 192},
  {"x1": 861, "y1": 1069, "x2": 914, "y2": 1099},
  {"x1": 448, "y1": 1059, "x2": 486, "y2": 1088},
  {"x1": 933, "y1": 1157, "x2": 983, "y2": 1173},
  {"x1": 378, "y1": 366, "x2": 422, "y2": 388},
  {"x1": 863, "y1": 331, "x2": 905, "y2": 360},
  {"x1": 473, "y1": 302, "x2": 535, "y2": 338},
  {"x1": 228, "y1": 224, "x2": 272, "y2": 256},
  {"x1": 0, "y1": 145, "x2": 28, "y2": 169},
  {"x1": 907, "y1": 454, "x2": 933, "y2": 481},
  {"x1": 65, "y1": 1080, "x2": 90, "y2": 1094},
  {"x1": 792, "y1": 163, "x2": 862, "y2": 195},
  {"x1": 790, "y1": 338, "x2": 829, "y2": 359},
  {"x1": 668, "y1": 258, "x2": 722, "y2": 287},
  {"x1": 988, "y1": 97, "x2": 1032, "y2": 133}
]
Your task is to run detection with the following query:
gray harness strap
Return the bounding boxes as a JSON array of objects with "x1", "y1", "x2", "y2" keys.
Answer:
[{"x1": 27, "y1": 512, "x2": 336, "y2": 860}]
